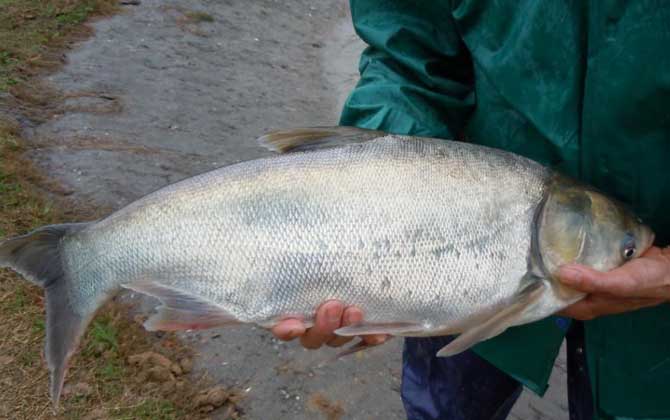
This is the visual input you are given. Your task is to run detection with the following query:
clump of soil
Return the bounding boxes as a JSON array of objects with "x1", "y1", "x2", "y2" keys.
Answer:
[{"x1": 307, "y1": 392, "x2": 345, "y2": 420}]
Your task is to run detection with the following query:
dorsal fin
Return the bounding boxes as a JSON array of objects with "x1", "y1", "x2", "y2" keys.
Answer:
[{"x1": 257, "y1": 126, "x2": 386, "y2": 153}]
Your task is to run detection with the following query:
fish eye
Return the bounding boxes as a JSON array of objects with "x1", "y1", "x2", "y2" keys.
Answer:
[
  {"x1": 623, "y1": 246, "x2": 636, "y2": 259},
  {"x1": 622, "y1": 233, "x2": 636, "y2": 260}
]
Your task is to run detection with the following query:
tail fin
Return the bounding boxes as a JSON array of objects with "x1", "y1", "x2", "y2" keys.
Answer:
[{"x1": 0, "y1": 223, "x2": 90, "y2": 406}]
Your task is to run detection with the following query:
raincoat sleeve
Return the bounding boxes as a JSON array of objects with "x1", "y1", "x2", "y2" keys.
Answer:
[{"x1": 339, "y1": 0, "x2": 475, "y2": 139}]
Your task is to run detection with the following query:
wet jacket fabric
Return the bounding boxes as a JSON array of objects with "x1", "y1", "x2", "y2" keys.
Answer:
[{"x1": 339, "y1": 1, "x2": 670, "y2": 419}]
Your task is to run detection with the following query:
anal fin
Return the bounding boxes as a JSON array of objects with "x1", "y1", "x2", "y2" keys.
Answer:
[
  {"x1": 123, "y1": 282, "x2": 240, "y2": 331},
  {"x1": 334, "y1": 321, "x2": 423, "y2": 337},
  {"x1": 437, "y1": 280, "x2": 547, "y2": 357},
  {"x1": 335, "y1": 337, "x2": 389, "y2": 358}
]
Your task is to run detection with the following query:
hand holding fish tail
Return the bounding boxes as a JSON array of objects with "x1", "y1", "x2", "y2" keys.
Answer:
[
  {"x1": 271, "y1": 301, "x2": 389, "y2": 349},
  {"x1": 558, "y1": 246, "x2": 670, "y2": 320}
]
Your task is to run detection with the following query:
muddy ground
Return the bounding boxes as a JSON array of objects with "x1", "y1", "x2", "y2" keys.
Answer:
[{"x1": 22, "y1": 0, "x2": 569, "y2": 418}]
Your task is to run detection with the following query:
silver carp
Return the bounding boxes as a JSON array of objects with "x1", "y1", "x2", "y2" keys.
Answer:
[{"x1": 0, "y1": 127, "x2": 654, "y2": 404}]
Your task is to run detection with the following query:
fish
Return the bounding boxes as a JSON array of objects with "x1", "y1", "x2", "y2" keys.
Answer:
[{"x1": 0, "y1": 126, "x2": 655, "y2": 404}]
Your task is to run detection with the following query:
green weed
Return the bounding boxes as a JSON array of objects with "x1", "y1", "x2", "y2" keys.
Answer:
[
  {"x1": 7, "y1": 288, "x2": 26, "y2": 312},
  {"x1": 0, "y1": 0, "x2": 118, "y2": 93},
  {"x1": 56, "y1": 3, "x2": 95, "y2": 25},
  {"x1": 185, "y1": 11, "x2": 215, "y2": 23},
  {"x1": 87, "y1": 317, "x2": 120, "y2": 353},
  {"x1": 112, "y1": 399, "x2": 181, "y2": 420},
  {"x1": 32, "y1": 317, "x2": 45, "y2": 334}
]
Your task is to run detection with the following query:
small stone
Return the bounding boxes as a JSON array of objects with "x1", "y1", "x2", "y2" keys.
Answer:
[
  {"x1": 73, "y1": 382, "x2": 93, "y2": 397},
  {"x1": 194, "y1": 394, "x2": 209, "y2": 407},
  {"x1": 147, "y1": 366, "x2": 174, "y2": 383},
  {"x1": 179, "y1": 357, "x2": 193, "y2": 373},
  {"x1": 194, "y1": 386, "x2": 229, "y2": 408},
  {"x1": 227, "y1": 390, "x2": 243, "y2": 404},
  {"x1": 170, "y1": 363, "x2": 183, "y2": 376},
  {"x1": 0, "y1": 356, "x2": 14, "y2": 366},
  {"x1": 150, "y1": 353, "x2": 173, "y2": 368},
  {"x1": 206, "y1": 386, "x2": 229, "y2": 407},
  {"x1": 199, "y1": 405, "x2": 215, "y2": 413},
  {"x1": 128, "y1": 352, "x2": 149, "y2": 366},
  {"x1": 128, "y1": 351, "x2": 173, "y2": 369}
]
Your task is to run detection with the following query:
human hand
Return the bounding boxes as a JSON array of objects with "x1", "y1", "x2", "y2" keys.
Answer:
[
  {"x1": 558, "y1": 246, "x2": 670, "y2": 320},
  {"x1": 271, "y1": 300, "x2": 389, "y2": 349}
]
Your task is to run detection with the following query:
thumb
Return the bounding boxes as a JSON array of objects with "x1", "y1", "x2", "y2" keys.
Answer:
[
  {"x1": 558, "y1": 260, "x2": 642, "y2": 297},
  {"x1": 559, "y1": 261, "x2": 656, "y2": 297},
  {"x1": 558, "y1": 264, "x2": 611, "y2": 293}
]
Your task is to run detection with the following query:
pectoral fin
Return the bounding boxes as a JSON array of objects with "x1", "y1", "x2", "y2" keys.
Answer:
[
  {"x1": 437, "y1": 280, "x2": 547, "y2": 357},
  {"x1": 123, "y1": 282, "x2": 240, "y2": 331}
]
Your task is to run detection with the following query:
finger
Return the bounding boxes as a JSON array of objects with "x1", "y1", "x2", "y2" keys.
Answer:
[
  {"x1": 326, "y1": 306, "x2": 362, "y2": 348},
  {"x1": 271, "y1": 318, "x2": 306, "y2": 341},
  {"x1": 327, "y1": 307, "x2": 391, "y2": 348},
  {"x1": 558, "y1": 295, "x2": 664, "y2": 320},
  {"x1": 558, "y1": 264, "x2": 631, "y2": 295},
  {"x1": 361, "y1": 333, "x2": 391, "y2": 346},
  {"x1": 336, "y1": 307, "x2": 389, "y2": 346},
  {"x1": 642, "y1": 246, "x2": 664, "y2": 257},
  {"x1": 300, "y1": 300, "x2": 344, "y2": 349},
  {"x1": 558, "y1": 260, "x2": 669, "y2": 297}
]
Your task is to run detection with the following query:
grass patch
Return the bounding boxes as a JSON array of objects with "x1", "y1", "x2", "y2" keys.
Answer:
[
  {"x1": 0, "y1": 119, "x2": 63, "y2": 233},
  {"x1": 87, "y1": 316, "x2": 120, "y2": 353},
  {"x1": 111, "y1": 399, "x2": 183, "y2": 420},
  {"x1": 165, "y1": 6, "x2": 215, "y2": 37},
  {"x1": 0, "y1": 2, "x2": 237, "y2": 419},
  {"x1": 184, "y1": 11, "x2": 215, "y2": 23},
  {"x1": 0, "y1": 0, "x2": 118, "y2": 94}
]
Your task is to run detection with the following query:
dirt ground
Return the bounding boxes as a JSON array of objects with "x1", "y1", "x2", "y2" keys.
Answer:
[{"x1": 19, "y1": 0, "x2": 571, "y2": 418}]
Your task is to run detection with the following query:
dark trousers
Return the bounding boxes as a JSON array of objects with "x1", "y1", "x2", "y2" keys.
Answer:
[{"x1": 401, "y1": 322, "x2": 594, "y2": 420}]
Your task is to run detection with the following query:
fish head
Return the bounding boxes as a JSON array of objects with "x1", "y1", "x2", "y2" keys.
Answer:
[{"x1": 537, "y1": 181, "x2": 655, "y2": 277}]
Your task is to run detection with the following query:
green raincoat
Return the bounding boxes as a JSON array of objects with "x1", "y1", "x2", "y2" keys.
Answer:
[{"x1": 340, "y1": 1, "x2": 670, "y2": 419}]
